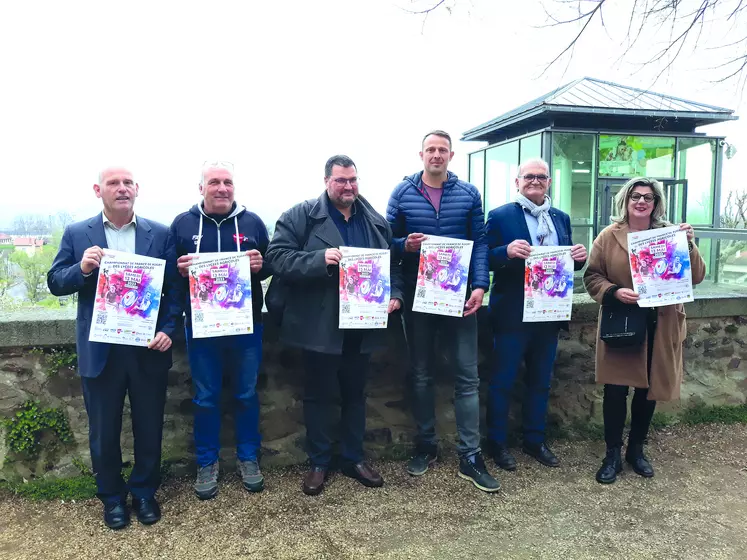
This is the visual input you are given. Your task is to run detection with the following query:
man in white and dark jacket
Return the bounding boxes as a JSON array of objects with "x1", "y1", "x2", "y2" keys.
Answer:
[{"x1": 170, "y1": 161, "x2": 271, "y2": 500}]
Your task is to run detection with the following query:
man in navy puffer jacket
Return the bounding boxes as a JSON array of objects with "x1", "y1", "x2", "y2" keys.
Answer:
[
  {"x1": 387, "y1": 130, "x2": 499, "y2": 493},
  {"x1": 170, "y1": 161, "x2": 272, "y2": 500}
]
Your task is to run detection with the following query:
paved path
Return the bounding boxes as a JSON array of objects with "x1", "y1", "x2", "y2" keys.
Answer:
[{"x1": 1, "y1": 424, "x2": 746, "y2": 559}]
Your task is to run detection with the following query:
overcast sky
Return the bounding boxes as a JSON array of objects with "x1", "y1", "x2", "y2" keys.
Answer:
[{"x1": 1, "y1": 0, "x2": 744, "y2": 230}]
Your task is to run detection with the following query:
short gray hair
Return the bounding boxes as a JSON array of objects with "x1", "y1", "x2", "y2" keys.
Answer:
[
  {"x1": 200, "y1": 160, "x2": 234, "y2": 185},
  {"x1": 611, "y1": 177, "x2": 670, "y2": 228},
  {"x1": 517, "y1": 158, "x2": 550, "y2": 177}
]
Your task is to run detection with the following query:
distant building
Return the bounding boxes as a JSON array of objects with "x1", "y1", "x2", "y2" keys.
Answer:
[
  {"x1": 13, "y1": 237, "x2": 45, "y2": 257},
  {"x1": 462, "y1": 76, "x2": 738, "y2": 278}
]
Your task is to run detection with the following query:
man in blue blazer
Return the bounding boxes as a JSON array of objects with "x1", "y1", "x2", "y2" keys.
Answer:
[
  {"x1": 485, "y1": 158, "x2": 587, "y2": 471},
  {"x1": 48, "y1": 167, "x2": 181, "y2": 530}
]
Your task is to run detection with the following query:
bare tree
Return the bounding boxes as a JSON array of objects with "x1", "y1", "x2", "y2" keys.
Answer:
[
  {"x1": 543, "y1": 0, "x2": 747, "y2": 85},
  {"x1": 55, "y1": 211, "x2": 75, "y2": 230},
  {"x1": 716, "y1": 189, "x2": 747, "y2": 278},
  {"x1": 417, "y1": 0, "x2": 747, "y2": 86}
]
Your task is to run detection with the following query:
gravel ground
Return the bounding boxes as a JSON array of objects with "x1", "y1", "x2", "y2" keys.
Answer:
[{"x1": 1, "y1": 424, "x2": 746, "y2": 560}]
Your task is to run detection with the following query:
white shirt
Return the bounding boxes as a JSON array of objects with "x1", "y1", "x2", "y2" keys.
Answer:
[{"x1": 103, "y1": 213, "x2": 137, "y2": 253}]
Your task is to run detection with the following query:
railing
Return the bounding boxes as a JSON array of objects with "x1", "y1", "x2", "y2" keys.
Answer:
[{"x1": 693, "y1": 228, "x2": 747, "y2": 289}]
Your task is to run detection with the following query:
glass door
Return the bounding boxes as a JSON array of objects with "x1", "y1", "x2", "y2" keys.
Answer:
[
  {"x1": 595, "y1": 178, "x2": 627, "y2": 235},
  {"x1": 661, "y1": 179, "x2": 688, "y2": 224}
]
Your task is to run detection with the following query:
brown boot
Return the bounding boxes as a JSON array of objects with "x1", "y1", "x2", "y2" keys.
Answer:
[
  {"x1": 342, "y1": 461, "x2": 384, "y2": 488},
  {"x1": 302, "y1": 466, "x2": 327, "y2": 495}
]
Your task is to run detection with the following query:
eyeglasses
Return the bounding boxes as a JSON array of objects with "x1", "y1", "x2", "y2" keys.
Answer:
[
  {"x1": 330, "y1": 177, "x2": 359, "y2": 187},
  {"x1": 520, "y1": 174, "x2": 549, "y2": 183},
  {"x1": 629, "y1": 192, "x2": 656, "y2": 203}
]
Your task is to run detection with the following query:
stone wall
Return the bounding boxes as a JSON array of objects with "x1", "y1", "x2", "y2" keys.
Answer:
[{"x1": 1, "y1": 294, "x2": 746, "y2": 481}]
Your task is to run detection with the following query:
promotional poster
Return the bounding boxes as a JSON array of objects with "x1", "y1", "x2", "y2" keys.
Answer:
[
  {"x1": 522, "y1": 246, "x2": 574, "y2": 322},
  {"x1": 628, "y1": 225, "x2": 694, "y2": 307},
  {"x1": 89, "y1": 250, "x2": 165, "y2": 347},
  {"x1": 188, "y1": 252, "x2": 254, "y2": 338},
  {"x1": 412, "y1": 236, "x2": 473, "y2": 317},
  {"x1": 338, "y1": 247, "x2": 391, "y2": 329}
]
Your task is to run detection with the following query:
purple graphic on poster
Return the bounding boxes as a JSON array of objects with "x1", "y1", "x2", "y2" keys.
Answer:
[
  {"x1": 413, "y1": 236, "x2": 474, "y2": 317},
  {"x1": 89, "y1": 250, "x2": 166, "y2": 347},
  {"x1": 339, "y1": 247, "x2": 390, "y2": 329},
  {"x1": 523, "y1": 246, "x2": 574, "y2": 322},
  {"x1": 188, "y1": 252, "x2": 254, "y2": 338},
  {"x1": 628, "y1": 226, "x2": 694, "y2": 307}
]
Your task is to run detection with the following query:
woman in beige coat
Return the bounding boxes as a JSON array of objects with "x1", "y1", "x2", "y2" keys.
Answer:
[{"x1": 584, "y1": 177, "x2": 705, "y2": 484}]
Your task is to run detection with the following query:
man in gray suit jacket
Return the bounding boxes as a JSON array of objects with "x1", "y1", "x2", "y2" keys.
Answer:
[{"x1": 47, "y1": 167, "x2": 181, "y2": 530}]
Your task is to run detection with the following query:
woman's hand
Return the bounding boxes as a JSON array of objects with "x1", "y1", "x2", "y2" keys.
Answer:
[
  {"x1": 614, "y1": 288, "x2": 640, "y2": 304},
  {"x1": 679, "y1": 223, "x2": 695, "y2": 242}
]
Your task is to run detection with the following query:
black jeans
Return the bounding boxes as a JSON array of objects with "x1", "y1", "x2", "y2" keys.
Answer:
[
  {"x1": 303, "y1": 333, "x2": 370, "y2": 467},
  {"x1": 603, "y1": 309, "x2": 657, "y2": 448}
]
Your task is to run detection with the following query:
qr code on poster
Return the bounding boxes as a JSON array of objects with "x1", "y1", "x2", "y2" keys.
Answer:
[
  {"x1": 416, "y1": 287, "x2": 426, "y2": 298},
  {"x1": 194, "y1": 311, "x2": 204, "y2": 323},
  {"x1": 525, "y1": 300, "x2": 534, "y2": 309},
  {"x1": 341, "y1": 303, "x2": 350, "y2": 314},
  {"x1": 96, "y1": 313, "x2": 108, "y2": 325},
  {"x1": 638, "y1": 285, "x2": 647, "y2": 295}
]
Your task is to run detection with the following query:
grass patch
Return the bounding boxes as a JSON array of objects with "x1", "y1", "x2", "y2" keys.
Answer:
[
  {"x1": 0, "y1": 476, "x2": 97, "y2": 501},
  {"x1": 651, "y1": 411, "x2": 678, "y2": 430},
  {"x1": 680, "y1": 403, "x2": 747, "y2": 425}
]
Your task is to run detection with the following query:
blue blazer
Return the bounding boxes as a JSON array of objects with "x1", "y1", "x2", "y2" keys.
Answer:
[
  {"x1": 486, "y1": 202, "x2": 585, "y2": 331},
  {"x1": 47, "y1": 213, "x2": 182, "y2": 378}
]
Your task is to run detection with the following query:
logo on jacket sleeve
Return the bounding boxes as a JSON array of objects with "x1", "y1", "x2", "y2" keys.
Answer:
[{"x1": 234, "y1": 233, "x2": 249, "y2": 244}]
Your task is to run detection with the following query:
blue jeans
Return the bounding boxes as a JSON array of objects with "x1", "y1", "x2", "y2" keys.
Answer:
[
  {"x1": 404, "y1": 299, "x2": 481, "y2": 457},
  {"x1": 488, "y1": 324, "x2": 559, "y2": 445},
  {"x1": 186, "y1": 324, "x2": 263, "y2": 467}
]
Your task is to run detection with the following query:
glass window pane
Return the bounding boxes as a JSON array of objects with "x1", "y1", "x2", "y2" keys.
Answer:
[
  {"x1": 677, "y1": 138, "x2": 716, "y2": 225},
  {"x1": 599, "y1": 135, "x2": 675, "y2": 178},
  {"x1": 485, "y1": 141, "x2": 518, "y2": 212},
  {"x1": 520, "y1": 134, "x2": 542, "y2": 161},
  {"x1": 469, "y1": 151, "x2": 485, "y2": 205},
  {"x1": 552, "y1": 133, "x2": 595, "y2": 228}
]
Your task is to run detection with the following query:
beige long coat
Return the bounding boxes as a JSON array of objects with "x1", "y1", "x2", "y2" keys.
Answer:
[{"x1": 583, "y1": 223, "x2": 706, "y2": 401}]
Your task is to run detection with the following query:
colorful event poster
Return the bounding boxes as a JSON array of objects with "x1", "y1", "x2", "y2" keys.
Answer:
[
  {"x1": 522, "y1": 246, "x2": 574, "y2": 322},
  {"x1": 89, "y1": 250, "x2": 165, "y2": 347},
  {"x1": 338, "y1": 247, "x2": 391, "y2": 329},
  {"x1": 412, "y1": 235, "x2": 473, "y2": 317},
  {"x1": 628, "y1": 225, "x2": 694, "y2": 307},
  {"x1": 188, "y1": 252, "x2": 254, "y2": 338}
]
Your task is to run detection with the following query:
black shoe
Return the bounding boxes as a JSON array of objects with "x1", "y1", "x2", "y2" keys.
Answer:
[
  {"x1": 488, "y1": 442, "x2": 517, "y2": 472},
  {"x1": 103, "y1": 501, "x2": 130, "y2": 530},
  {"x1": 458, "y1": 453, "x2": 501, "y2": 493},
  {"x1": 596, "y1": 446, "x2": 623, "y2": 484},
  {"x1": 342, "y1": 461, "x2": 384, "y2": 488},
  {"x1": 625, "y1": 443, "x2": 654, "y2": 478},
  {"x1": 523, "y1": 442, "x2": 560, "y2": 468},
  {"x1": 406, "y1": 448, "x2": 438, "y2": 476},
  {"x1": 131, "y1": 497, "x2": 161, "y2": 525}
]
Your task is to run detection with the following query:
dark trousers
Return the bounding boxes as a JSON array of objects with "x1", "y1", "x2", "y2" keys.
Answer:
[
  {"x1": 603, "y1": 310, "x2": 658, "y2": 448},
  {"x1": 603, "y1": 384, "x2": 656, "y2": 448},
  {"x1": 81, "y1": 346, "x2": 168, "y2": 506},
  {"x1": 303, "y1": 333, "x2": 370, "y2": 467},
  {"x1": 488, "y1": 324, "x2": 560, "y2": 446}
]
